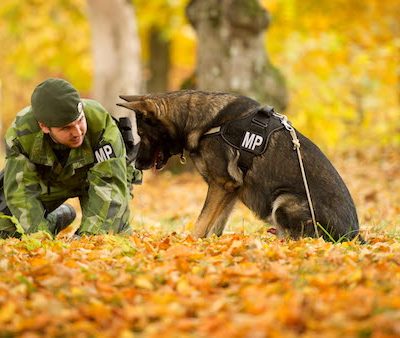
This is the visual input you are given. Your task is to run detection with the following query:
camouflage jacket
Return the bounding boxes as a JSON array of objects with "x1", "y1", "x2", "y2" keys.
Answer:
[{"x1": 4, "y1": 99, "x2": 139, "y2": 235}]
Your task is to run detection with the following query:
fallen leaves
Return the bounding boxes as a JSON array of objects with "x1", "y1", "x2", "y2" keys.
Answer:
[
  {"x1": 1, "y1": 232, "x2": 400, "y2": 337},
  {"x1": 0, "y1": 147, "x2": 399, "y2": 337}
]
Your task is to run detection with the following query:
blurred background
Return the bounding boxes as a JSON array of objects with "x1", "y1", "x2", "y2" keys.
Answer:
[{"x1": 1, "y1": 0, "x2": 398, "y2": 150}]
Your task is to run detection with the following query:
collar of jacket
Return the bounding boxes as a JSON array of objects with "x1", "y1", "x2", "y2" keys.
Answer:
[{"x1": 30, "y1": 132, "x2": 95, "y2": 168}]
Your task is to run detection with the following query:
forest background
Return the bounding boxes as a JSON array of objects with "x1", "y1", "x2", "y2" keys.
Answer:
[
  {"x1": 0, "y1": 1, "x2": 400, "y2": 337},
  {"x1": 1, "y1": 0, "x2": 399, "y2": 149}
]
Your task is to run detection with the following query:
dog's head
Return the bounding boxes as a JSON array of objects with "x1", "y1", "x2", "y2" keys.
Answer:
[
  {"x1": 135, "y1": 116, "x2": 180, "y2": 170},
  {"x1": 117, "y1": 95, "x2": 182, "y2": 170}
]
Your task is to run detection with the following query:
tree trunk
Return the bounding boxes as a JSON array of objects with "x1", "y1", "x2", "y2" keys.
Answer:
[
  {"x1": 86, "y1": 0, "x2": 142, "y2": 117},
  {"x1": 147, "y1": 26, "x2": 171, "y2": 92},
  {"x1": 186, "y1": 0, "x2": 288, "y2": 112}
]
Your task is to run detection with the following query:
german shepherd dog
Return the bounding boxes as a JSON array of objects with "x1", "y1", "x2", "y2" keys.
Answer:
[{"x1": 118, "y1": 90, "x2": 360, "y2": 241}]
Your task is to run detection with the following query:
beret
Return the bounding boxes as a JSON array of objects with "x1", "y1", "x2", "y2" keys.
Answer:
[{"x1": 31, "y1": 78, "x2": 82, "y2": 127}]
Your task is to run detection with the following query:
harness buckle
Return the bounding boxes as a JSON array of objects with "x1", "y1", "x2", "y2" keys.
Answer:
[{"x1": 273, "y1": 112, "x2": 294, "y2": 131}]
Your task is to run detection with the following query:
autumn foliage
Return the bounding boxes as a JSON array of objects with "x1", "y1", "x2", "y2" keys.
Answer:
[
  {"x1": 1, "y1": 0, "x2": 399, "y2": 148},
  {"x1": 1, "y1": 148, "x2": 399, "y2": 337},
  {"x1": 2, "y1": 230, "x2": 400, "y2": 337}
]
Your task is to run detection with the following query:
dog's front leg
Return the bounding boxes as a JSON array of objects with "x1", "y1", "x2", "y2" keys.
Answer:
[{"x1": 193, "y1": 182, "x2": 237, "y2": 238}]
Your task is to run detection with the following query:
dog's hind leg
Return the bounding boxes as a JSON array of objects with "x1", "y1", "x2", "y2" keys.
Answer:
[
  {"x1": 271, "y1": 193, "x2": 318, "y2": 239},
  {"x1": 193, "y1": 182, "x2": 237, "y2": 238}
]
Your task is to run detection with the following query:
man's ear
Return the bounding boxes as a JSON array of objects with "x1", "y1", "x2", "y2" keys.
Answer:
[{"x1": 38, "y1": 122, "x2": 50, "y2": 134}]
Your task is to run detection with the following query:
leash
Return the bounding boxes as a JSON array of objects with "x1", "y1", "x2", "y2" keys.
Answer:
[{"x1": 272, "y1": 112, "x2": 319, "y2": 237}]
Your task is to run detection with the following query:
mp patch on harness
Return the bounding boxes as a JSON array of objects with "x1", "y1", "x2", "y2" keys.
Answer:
[
  {"x1": 241, "y1": 131, "x2": 264, "y2": 152},
  {"x1": 94, "y1": 143, "x2": 116, "y2": 163},
  {"x1": 220, "y1": 108, "x2": 284, "y2": 156}
]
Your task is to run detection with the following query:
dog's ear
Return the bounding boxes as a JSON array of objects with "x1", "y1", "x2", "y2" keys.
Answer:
[
  {"x1": 117, "y1": 97, "x2": 158, "y2": 119},
  {"x1": 119, "y1": 95, "x2": 142, "y2": 102},
  {"x1": 117, "y1": 95, "x2": 177, "y2": 137}
]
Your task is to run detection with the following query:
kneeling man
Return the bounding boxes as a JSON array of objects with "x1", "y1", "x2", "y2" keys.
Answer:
[{"x1": 0, "y1": 78, "x2": 141, "y2": 238}]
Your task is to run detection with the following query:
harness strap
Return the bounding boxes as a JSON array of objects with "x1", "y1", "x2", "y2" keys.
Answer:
[{"x1": 203, "y1": 118, "x2": 249, "y2": 168}]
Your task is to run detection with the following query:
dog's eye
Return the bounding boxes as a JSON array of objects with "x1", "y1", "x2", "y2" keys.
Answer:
[
  {"x1": 145, "y1": 119, "x2": 159, "y2": 127},
  {"x1": 143, "y1": 118, "x2": 154, "y2": 126}
]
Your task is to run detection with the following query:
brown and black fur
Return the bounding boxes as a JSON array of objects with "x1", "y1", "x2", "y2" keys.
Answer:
[{"x1": 118, "y1": 90, "x2": 361, "y2": 242}]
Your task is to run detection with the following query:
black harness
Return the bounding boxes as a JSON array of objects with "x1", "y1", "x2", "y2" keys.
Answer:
[{"x1": 203, "y1": 106, "x2": 285, "y2": 173}]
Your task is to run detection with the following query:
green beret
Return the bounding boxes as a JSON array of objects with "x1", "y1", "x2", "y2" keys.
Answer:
[{"x1": 31, "y1": 78, "x2": 83, "y2": 127}]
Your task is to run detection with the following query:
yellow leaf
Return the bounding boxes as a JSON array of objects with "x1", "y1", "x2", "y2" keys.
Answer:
[
  {"x1": 134, "y1": 275, "x2": 154, "y2": 290},
  {"x1": 0, "y1": 302, "x2": 16, "y2": 323},
  {"x1": 176, "y1": 277, "x2": 193, "y2": 296}
]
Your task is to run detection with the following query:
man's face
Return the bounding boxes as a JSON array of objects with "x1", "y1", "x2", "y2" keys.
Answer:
[{"x1": 39, "y1": 113, "x2": 87, "y2": 148}]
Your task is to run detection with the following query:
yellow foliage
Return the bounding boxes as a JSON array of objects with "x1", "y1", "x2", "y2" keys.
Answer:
[
  {"x1": 0, "y1": 0, "x2": 91, "y2": 131},
  {"x1": 0, "y1": 0, "x2": 399, "y2": 149},
  {"x1": 263, "y1": 0, "x2": 400, "y2": 149}
]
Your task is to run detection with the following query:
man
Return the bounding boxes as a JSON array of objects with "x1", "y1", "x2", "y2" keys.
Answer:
[{"x1": 0, "y1": 78, "x2": 141, "y2": 238}]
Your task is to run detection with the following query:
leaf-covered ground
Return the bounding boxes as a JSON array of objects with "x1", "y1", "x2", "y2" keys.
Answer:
[{"x1": 0, "y1": 147, "x2": 399, "y2": 337}]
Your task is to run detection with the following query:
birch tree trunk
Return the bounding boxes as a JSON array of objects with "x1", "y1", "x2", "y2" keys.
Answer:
[
  {"x1": 186, "y1": 0, "x2": 288, "y2": 112},
  {"x1": 87, "y1": 0, "x2": 142, "y2": 118}
]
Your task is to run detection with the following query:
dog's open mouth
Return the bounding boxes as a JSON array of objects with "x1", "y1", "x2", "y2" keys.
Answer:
[{"x1": 153, "y1": 150, "x2": 166, "y2": 170}]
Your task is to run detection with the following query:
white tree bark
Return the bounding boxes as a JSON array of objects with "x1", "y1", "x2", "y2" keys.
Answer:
[{"x1": 87, "y1": 0, "x2": 142, "y2": 126}]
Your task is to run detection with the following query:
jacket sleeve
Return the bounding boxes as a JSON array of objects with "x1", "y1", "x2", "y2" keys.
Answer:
[
  {"x1": 4, "y1": 132, "x2": 52, "y2": 234},
  {"x1": 78, "y1": 115, "x2": 131, "y2": 234}
]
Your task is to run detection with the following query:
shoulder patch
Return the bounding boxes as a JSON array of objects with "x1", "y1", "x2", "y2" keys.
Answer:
[{"x1": 94, "y1": 143, "x2": 116, "y2": 163}]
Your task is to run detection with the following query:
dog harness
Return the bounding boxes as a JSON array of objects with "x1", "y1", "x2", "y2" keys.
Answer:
[
  {"x1": 202, "y1": 106, "x2": 319, "y2": 236},
  {"x1": 203, "y1": 106, "x2": 285, "y2": 173}
]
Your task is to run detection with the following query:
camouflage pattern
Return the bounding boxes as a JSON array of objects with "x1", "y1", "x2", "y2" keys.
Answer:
[{"x1": 2, "y1": 99, "x2": 141, "y2": 237}]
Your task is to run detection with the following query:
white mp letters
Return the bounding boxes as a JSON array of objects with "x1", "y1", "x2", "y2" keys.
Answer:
[
  {"x1": 95, "y1": 144, "x2": 115, "y2": 163},
  {"x1": 241, "y1": 131, "x2": 264, "y2": 151}
]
